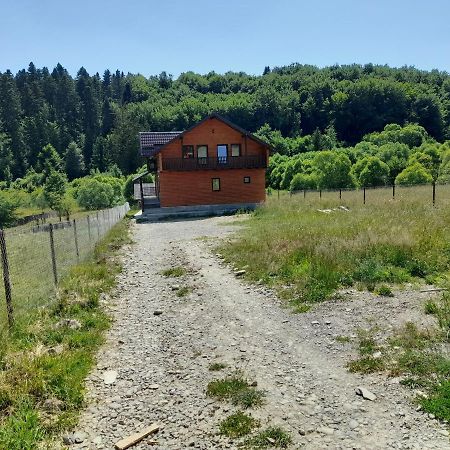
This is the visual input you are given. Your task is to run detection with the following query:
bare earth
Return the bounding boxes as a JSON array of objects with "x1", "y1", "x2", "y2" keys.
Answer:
[{"x1": 71, "y1": 216, "x2": 450, "y2": 450}]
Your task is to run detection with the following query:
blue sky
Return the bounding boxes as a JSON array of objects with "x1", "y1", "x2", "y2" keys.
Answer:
[{"x1": 1, "y1": 0, "x2": 449, "y2": 77}]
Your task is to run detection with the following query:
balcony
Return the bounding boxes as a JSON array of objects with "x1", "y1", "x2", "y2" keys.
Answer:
[{"x1": 162, "y1": 155, "x2": 267, "y2": 171}]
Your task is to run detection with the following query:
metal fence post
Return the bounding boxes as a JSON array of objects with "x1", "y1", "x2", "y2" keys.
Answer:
[
  {"x1": 48, "y1": 223, "x2": 58, "y2": 285},
  {"x1": 339, "y1": 189, "x2": 342, "y2": 200},
  {"x1": 73, "y1": 219, "x2": 80, "y2": 261},
  {"x1": 0, "y1": 229, "x2": 14, "y2": 329},
  {"x1": 363, "y1": 187, "x2": 366, "y2": 205},
  {"x1": 87, "y1": 215, "x2": 91, "y2": 241},
  {"x1": 303, "y1": 189, "x2": 306, "y2": 199},
  {"x1": 392, "y1": 184, "x2": 395, "y2": 199},
  {"x1": 432, "y1": 182, "x2": 436, "y2": 205},
  {"x1": 319, "y1": 190, "x2": 322, "y2": 199}
]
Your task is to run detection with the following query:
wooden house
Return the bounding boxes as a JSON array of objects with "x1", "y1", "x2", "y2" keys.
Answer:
[{"x1": 137, "y1": 114, "x2": 270, "y2": 211}]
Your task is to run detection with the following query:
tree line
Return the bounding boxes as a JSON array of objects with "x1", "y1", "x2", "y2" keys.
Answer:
[{"x1": 1, "y1": 62, "x2": 450, "y2": 184}]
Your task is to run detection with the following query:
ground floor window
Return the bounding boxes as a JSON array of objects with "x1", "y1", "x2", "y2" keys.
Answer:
[
  {"x1": 244, "y1": 176, "x2": 251, "y2": 183},
  {"x1": 212, "y1": 178, "x2": 221, "y2": 191}
]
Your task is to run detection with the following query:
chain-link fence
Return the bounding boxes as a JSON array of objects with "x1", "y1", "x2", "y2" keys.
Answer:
[{"x1": 0, "y1": 203, "x2": 130, "y2": 333}]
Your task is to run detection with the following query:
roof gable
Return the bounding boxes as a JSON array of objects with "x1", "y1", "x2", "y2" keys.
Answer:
[{"x1": 139, "y1": 113, "x2": 271, "y2": 157}]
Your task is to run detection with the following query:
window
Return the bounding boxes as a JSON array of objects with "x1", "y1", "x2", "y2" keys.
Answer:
[
  {"x1": 217, "y1": 144, "x2": 228, "y2": 164},
  {"x1": 231, "y1": 143, "x2": 241, "y2": 157},
  {"x1": 244, "y1": 176, "x2": 251, "y2": 184},
  {"x1": 182, "y1": 145, "x2": 194, "y2": 159},
  {"x1": 197, "y1": 145, "x2": 208, "y2": 164},
  {"x1": 212, "y1": 178, "x2": 220, "y2": 191}
]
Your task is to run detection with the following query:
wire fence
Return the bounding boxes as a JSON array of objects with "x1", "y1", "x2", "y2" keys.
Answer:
[
  {"x1": 275, "y1": 182, "x2": 450, "y2": 206},
  {"x1": 0, "y1": 203, "x2": 130, "y2": 333}
]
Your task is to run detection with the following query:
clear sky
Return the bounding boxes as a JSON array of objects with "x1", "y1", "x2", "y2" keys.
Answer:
[{"x1": 1, "y1": 0, "x2": 449, "y2": 77}]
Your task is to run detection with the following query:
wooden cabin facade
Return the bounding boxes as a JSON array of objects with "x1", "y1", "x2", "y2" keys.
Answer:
[{"x1": 138, "y1": 114, "x2": 270, "y2": 208}]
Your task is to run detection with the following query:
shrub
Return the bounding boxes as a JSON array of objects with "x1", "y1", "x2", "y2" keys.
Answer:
[
  {"x1": 395, "y1": 162, "x2": 433, "y2": 185},
  {"x1": 0, "y1": 191, "x2": 18, "y2": 227},
  {"x1": 219, "y1": 412, "x2": 259, "y2": 438},
  {"x1": 290, "y1": 173, "x2": 317, "y2": 191},
  {"x1": 77, "y1": 179, "x2": 115, "y2": 210}
]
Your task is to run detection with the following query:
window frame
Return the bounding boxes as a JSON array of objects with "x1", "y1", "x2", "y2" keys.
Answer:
[
  {"x1": 197, "y1": 145, "x2": 208, "y2": 164},
  {"x1": 217, "y1": 144, "x2": 228, "y2": 164},
  {"x1": 243, "y1": 176, "x2": 251, "y2": 184},
  {"x1": 231, "y1": 143, "x2": 241, "y2": 157},
  {"x1": 182, "y1": 145, "x2": 194, "y2": 159},
  {"x1": 212, "y1": 177, "x2": 221, "y2": 192}
]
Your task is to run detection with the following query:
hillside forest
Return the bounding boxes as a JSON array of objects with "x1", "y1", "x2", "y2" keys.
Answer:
[{"x1": 1, "y1": 62, "x2": 450, "y2": 225}]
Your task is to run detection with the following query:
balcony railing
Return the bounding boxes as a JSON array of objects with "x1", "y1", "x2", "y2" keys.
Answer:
[{"x1": 162, "y1": 155, "x2": 267, "y2": 171}]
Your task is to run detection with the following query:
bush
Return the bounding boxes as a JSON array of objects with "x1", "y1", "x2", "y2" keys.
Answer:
[
  {"x1": 0, "y1": 191, "x2": 18, "y2": 227},
  {"x1": 395, "y1": 162, "x2": 433, "y2": 185},
  {"x1": 77, "y1": 179, "x2": 115, "y2": 210},
  {"x1": 290, "y1": 173, "x2": 318, "y2": 191}
]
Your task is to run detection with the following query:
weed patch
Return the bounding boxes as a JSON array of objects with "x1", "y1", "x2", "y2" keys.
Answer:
[
  {"x1": 207, "y1": 374, "x2": 265, "y2": 409},
  {"x1": 219, "y1": 411, "x2": 259, "y2": 438},
  {"x1": 161, "y1": 266, "x2": 186, "y2": 277},
  {"x1": 176, "y1": 286, "x2": 192, "y2": 297},
  {"x1": 242, "y1": 426, "x2": 292, "y2": 448},
  {"x1": 209, "y1": 362, "x2": 227, "y2": 371}
]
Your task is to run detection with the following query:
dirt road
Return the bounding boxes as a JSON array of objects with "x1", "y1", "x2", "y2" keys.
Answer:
[{"x1": 71, "y1": 216, "x2": 449, "y2": 450}]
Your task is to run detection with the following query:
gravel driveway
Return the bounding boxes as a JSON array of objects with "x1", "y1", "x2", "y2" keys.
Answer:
[{"x1": 70, "y1": 216, "x2": 450, "y2": 450}]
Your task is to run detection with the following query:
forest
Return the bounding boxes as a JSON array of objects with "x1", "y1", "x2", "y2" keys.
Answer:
[{"x1": 0, "y1": 62, "x2": 450, "y2": 224}]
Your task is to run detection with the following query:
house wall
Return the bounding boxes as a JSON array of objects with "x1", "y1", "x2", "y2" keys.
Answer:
[
  {"x1": 159, "y1": 168, "x2": 266, "y2": 207},
  {"x1": 157, "y1": 116, "x2": 268, "y2": 207},
  {"x1": 161, "y1": 117, "x2": 266, "y2": 159}
]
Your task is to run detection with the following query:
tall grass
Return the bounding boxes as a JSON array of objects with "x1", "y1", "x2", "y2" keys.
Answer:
[{"x1": 220, "y1": 184, "x2": 450, "y2": 308}]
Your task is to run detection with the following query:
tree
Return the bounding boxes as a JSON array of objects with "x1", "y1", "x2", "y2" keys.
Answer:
[
  {"x1": 0, "y1": 132, "x2": 13, "y2": 183},
  {"x1": 64, "y1": 141, "x2": 85, "y2": 180},
  {"x1": 43, "y1": 170, "x2": 67, "y2": 210},
  {"x1": 395, "y1": 163, "x2": 433, "y2": 185},
  {"x1": 290, "y1": 173, "x2": 318, "y2": 191},
  {"x1": 0, "y1": 191, "x2": 17, "y2": 227},
  {"x1": 36, "y1": 143, "x2": 62, "y2": 177},
  {"x1": 351, "y1": 156, "x2": 390, "y2": 187},
  {"x1": 76, "y1": 178, "x2": 115, "y2": 210},
  {"x1": 313, "y1": 151, "x2": 355, "y2": 189}
]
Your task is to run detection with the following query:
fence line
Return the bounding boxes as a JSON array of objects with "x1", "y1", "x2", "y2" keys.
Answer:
[
  {"x1": 282, "y1": 182, "x2": 448, "y2": 206},
  {"x1": 0, "y1": 203, "x2": 130, "y2": 332}
]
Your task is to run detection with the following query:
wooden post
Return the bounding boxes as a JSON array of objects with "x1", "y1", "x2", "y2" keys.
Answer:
[
  {"x1": 392, "y1": 184, "x2": 395, "y2": 199},
  {"x1": 87, "y1": 215, "x2": 91, "y2": 241},
  {"x1": 140, "y1": 178, "x2": 145, "y2": 213},
  {"x1": 432, "y1": 181, "x2": 436, "y2": 205},
  {"x1": 303, "y1": 189, "x2": 306, "y2": 199},
  {"x1": 0, "y1": 229, "x2": 14, "y2": 329},
  {"x1": 339, "y1": 189, "x2": 342, "y2": 200},
  {"x1": 319, "y1": 190, "x2": 322, "y2": 199},
  {"x1": 96, "y1": 212, "x2": 100, "y2": 239},
  {"x1": 73, "y1": 219, "x2": 80, "y2": 261},
  {"x1": 363, "y1": 187, "x2": 366, "y2": 205},
  {"x1": 48, "y1": 224, "x2": 58, "y2": 285}
]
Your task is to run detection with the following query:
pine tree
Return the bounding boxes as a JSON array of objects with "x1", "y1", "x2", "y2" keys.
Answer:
[
  {"x1": 64, "y1": 141, "x2": 85, "y2": 180},
  {"x1": 37, "y1": 143, "x2": 62, "y2": 177}
]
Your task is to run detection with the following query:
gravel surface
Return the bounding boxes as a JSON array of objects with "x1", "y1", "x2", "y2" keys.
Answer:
[{"x1": 69, "y1": 216, "x2": 450, "y2": 450}]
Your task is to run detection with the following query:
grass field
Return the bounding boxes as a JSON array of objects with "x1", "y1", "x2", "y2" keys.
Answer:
[{"x1": 220, "y1": 184, "x2": 450, "y2": 310}]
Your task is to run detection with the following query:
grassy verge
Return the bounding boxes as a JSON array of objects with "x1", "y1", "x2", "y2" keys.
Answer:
[
  {"x1": 0, "y1": 215, "x2": 132, "y2": 449},
  {"x1": 219, "y1": 185, "x2": 450, "y2": 311},
  {"x1": 348, "y1": 290, "x2": 450, "y2": 423}
]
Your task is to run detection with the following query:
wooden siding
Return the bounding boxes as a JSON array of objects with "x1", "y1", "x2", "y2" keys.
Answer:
[
  {"x1": 159, "y1": 169, "x2": 266, "y2": 207},
  {"x1": 158, "y1": 116, "x2": 268, "y2": 207}
]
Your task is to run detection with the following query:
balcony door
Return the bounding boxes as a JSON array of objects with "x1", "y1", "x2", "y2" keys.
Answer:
[{"x1": 217, "y1": 144, "x2": 228, "y2": 164}]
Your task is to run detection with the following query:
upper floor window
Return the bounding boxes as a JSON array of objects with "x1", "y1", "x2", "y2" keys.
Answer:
[
  {"x1": 197, "y1": 145, "x2": 208, "y2": 164},
  {"x1": 182, "y1": 145, "x2": 194, "y2": 159},
  {"x1": 217, "y1": 144, "x2": 228, "y2": 164},
  {"x1": 231, "y1": 143, "x2": 241, "y2": 157}
]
